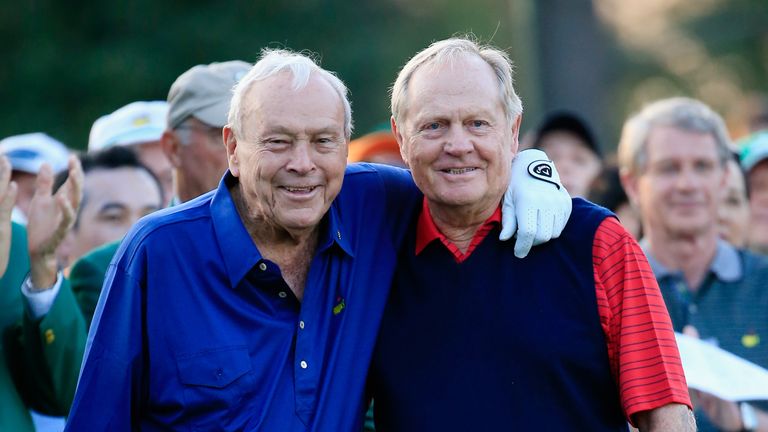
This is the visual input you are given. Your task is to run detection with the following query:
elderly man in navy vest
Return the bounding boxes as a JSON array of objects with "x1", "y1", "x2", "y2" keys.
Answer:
[{"x1": 368, "y1": 38, "x2": 695, "y2": 431}]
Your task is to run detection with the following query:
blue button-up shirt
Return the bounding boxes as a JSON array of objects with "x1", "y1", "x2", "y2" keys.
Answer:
[{"x1": 65, "y1": 164, "x2": 420, "y2": 432}]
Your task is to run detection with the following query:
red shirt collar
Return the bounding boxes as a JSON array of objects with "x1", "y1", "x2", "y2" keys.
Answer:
[{"x1": 415, "y1": 198, "x2": 502, "y2": 263}]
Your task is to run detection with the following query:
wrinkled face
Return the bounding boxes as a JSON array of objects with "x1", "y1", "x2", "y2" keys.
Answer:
[
  {"x1": 717, "y1": 159, "x2": 750, "y2": 247},
  {"x1": 134, "y1": 140, "x2": 173, "y2": 205},
  {"x1": 173, "y1": 117, "x2": 228, "y2": 202},
  {"x1": 394, "y1": 54, "x2": 519, "y2": 217},
  {"x1": 64, "y1": 167, "x2": 163, "y2": 265},
  {"x1": 536, "y1": 131, "x2": 601, "y2": 197},
  {"x1": 225, "y1": 72, "x2": 348, "y2": 233},
  {"x1": 747, "y1": 160, "x2": 768, "y2": 251},
  {"x1": 629, "y1": 126, "x2": 726, "y2": 239}
]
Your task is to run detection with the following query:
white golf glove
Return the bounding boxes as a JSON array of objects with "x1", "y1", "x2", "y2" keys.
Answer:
[{"x1": 500, "y1": 149, "x2": 572, "y2": 258}]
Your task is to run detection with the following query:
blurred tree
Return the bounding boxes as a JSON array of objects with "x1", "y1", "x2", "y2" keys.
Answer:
[
  {"x1": 594, "y1": 0, "x2": 768, "y2": 145},
  {"x1": 2, "y1": 0, "x2": 765, "y2": 153},
  {"x1": 0, "y1": 0, "x2": 513, "y2": 150}
]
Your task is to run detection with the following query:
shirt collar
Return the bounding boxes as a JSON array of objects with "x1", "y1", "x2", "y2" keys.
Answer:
[
  {"x1": 317, "y1": 199, "x2": 355, "y2": 258},
  {"x1": 211, "y1": 172, "x2": 264, "y2": 288},
  {"x1": 415, "y1": 197, "x2": 502, "y2": 256},
  {"x1": 639, "y1": 238, "x2": 742, "y2": 282},
  {"x1": 210, "y1": 172, "x2": 354, "y2": 288}
]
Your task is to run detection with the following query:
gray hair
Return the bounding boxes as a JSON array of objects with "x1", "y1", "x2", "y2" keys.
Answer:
[
  {"x1": 618, "y1": 97, "x2": 732, "y2": 176},
  {"x1": 390, "y1": 37, "x2": 523, "y2": 125},
  {"x1": 228, "y1": 49, "x2": 353, "y2": 139}
]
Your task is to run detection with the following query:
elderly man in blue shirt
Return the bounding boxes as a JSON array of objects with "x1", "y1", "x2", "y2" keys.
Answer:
[{"x1": 65, "y1": 49, "x2": 570, "y2": 431}]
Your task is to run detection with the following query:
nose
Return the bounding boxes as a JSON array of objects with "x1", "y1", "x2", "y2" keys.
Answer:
[
  {"x1": 673, "y1": 166, "x2": 700, "y2": 191},
  {"x1": 443, "y1": 125, "x2": 474, "y2": 156},
  {"x1": 286, "y1": 141, "x2": 316, "y2": 174}
]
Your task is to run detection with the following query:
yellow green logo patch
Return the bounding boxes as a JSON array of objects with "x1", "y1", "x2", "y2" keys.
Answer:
[
  {"x1": 742, "y1": 333, "x2": 760, "y2": 349},
  {"x1": 333, "y1": 296, "x2": 345, "y2": 315}
]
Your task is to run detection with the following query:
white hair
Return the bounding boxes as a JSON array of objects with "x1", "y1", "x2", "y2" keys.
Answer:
[
  {"x1": 390, "y1": 37, "x2": 523, "y2": 125},
  {"x1": 228, "y1": 48, "x2": 353, "y2": 139},
  {"x1": 617, "y1": 97, "x2": 732, "y2": 176}
]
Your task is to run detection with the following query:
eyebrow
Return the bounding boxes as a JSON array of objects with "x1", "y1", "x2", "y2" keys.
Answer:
[
  {"x1": 97, "y1": 202, "x2": 128, "y2": 214},
  {"x1": 264, "y1": 125, "x2": 342, "y2": 136},
  {"x1": 412, "y1": 108, "x2": 497, "y2": 125}
]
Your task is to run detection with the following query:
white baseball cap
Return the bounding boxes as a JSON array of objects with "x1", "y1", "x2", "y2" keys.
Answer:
[
  {"x1": 89, "y1": 101, "x2": 168, "y2": 151},
  {"x1": 0, "y1": 132, "x2": 70, "y2": 174}
]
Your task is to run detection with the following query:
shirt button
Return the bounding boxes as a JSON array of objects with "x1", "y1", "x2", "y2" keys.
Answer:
[
  {"x1": 258, "y1": 262, "x2": 267, "y2": 271},
  {"x1": 688, "y1": 304, "x2": 698, "y2": 314},
  {"x1": 300, "y1": 360, "x2": 308, "y2": 369},
  {"x1": 278, "y1": 291, "x2": 287, "y2": 298},
  {"x1": 337, "y1": 230, "x2": 342, "y2": 240},
  {"x1": 299, "y1": 320, "x2": 305, "y2": 329}
]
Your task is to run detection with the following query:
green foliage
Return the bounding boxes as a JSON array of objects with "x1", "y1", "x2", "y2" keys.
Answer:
[{"x1": 0, "y1": 0, "x2": 511, "y2": 150}]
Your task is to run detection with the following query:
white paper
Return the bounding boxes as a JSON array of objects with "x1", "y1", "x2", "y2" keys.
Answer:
[{"x1": 675, "y1": 332, "x2": 768, "y2": 401}]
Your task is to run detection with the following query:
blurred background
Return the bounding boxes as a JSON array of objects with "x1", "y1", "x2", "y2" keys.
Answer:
[{"x1": 2, "y1": 0, "x2": 767, "y2": 151}]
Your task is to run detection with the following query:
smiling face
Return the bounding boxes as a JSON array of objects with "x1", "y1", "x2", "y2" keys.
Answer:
[
  {"x1": 62, "y1": 167, "x2": 163, "y2": 265},
  {"x1": 223, "y1": 71, "x2": 348, "y2": 235},
  {"x1": 393, "y1": 53, "x2": 519, "y2": 219},
  {"x1": 626, "y1": 125, "x2": 726, "y2": 239}
]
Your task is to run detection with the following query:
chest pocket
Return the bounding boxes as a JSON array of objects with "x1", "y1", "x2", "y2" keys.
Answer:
[{"x1": 176, "y1": 345, "x2": 254, "y2": 426}]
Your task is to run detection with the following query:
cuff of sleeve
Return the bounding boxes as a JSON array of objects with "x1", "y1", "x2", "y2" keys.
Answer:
[{"x1": 22, "y1": 272, "x2": 63, "y2": 319}]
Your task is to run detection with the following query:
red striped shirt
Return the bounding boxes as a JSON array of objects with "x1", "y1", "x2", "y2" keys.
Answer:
[
  {"x1": 415, "y1": 204, "x2": 692, "y2": 420},
  {"x1": 593, "y1": 217, "x2": 691, "y2": 419}
]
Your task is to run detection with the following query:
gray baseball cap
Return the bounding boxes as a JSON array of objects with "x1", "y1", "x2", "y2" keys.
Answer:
[{"x1": 167, "y1": 60, "x2": 251, "y2": 129}]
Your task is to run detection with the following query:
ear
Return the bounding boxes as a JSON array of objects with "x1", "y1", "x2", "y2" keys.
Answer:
[
  {"x1": 510, "y1": 114, "x2": 522, "y2": 155},
  {"x1": 223, "y1": 126, "x2": 240, "y2": 177},
  {"x1": 161, "y1": 130, "x2": 182, "y2": 168},
  {"x1": 391, "y1": 116, "x2": 410, "y2": 168},
  {"x1": 619, "y1": 167, "x2": 640, "y2": 209}
]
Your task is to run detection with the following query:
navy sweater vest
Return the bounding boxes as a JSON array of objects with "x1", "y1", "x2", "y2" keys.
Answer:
[{"x1": 370, "y1": 199, "x2": 628, "y2": 431}]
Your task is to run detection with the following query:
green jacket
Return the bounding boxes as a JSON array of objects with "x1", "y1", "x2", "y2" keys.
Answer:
[
  {"x1": 68, "y1": 240, "x2": 119, "y2": 329},
  {"x1": 0, "y1": 222, "x2": 87, "y2": 431}
]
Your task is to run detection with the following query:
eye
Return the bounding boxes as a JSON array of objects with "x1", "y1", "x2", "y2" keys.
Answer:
[
  {"x1": 99, "y1": 212, "x2": 125, "y2": 224},
  {"x1": 470, "y1": 120, "x2": 488, "y2": 128},
  {"x1": 263, "y1": 138, "x2": 291, "y2": 149},
  {"x1": 652, "y1": 161, "x2": 678, "y2": 176},
  {"x1": 422, "y1": 122, "x2": 441, "y2": 131},
  {"x1": 694, "y1": 160, "x2": 715, "y2": 173},
  {"x1": 315, "y1": 136, "x2": 341, "y2": 149}
]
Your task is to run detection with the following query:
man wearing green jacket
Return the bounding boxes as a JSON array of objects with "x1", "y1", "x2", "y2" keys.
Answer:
[
  {"x1": 69, "y1": 60, "x2": 251, "y2": 328},
  {"x1": 0, "y1": 155, "x2": 86, "y2": 431}
]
